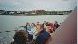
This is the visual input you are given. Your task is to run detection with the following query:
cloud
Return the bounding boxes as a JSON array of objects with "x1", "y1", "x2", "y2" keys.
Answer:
[{"x1": 0, "y1": 0, "x2": 76, "y2": 11}]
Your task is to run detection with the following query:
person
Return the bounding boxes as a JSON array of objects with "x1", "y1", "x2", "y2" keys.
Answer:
[
  {"x1": 31, "y1": 23, "x2": 38, "y2": 39},
  {"x1": 25, "y1": 22, "x2": 32, "y2": 34},
  {"x1": 35, "y1": 24, "x2": 50, "y2": 44},
  {"x1": 54, "y1": 21, "x2": 60, "y2": 30},
  {"x1": 11, "y1": 30, "x2": 28, "y2": 44},
  {"x1": 46, "y1": 22, "x2": 54, "y2": 33},
  {"x1": 42, "y1": 21, "x2": 47, "y2": 30},
  {"x1": 35, "y1": 22, "x2": 42, "y2": 33},
  {"x1": 11, "y1": 30, "x2": 34, "y2": 44}
]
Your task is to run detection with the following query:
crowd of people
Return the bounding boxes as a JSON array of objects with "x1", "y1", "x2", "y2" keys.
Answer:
[
  {"x1": 25, "y1": 21, "x2": 60, "y2": 35},
  {"x1": 11, "y1": 21, "x2": 60, "y2": 44}
]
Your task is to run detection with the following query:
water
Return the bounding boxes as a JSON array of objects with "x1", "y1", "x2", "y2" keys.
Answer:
[{"x1": 0, "y1": 15, "x2": 68, "y2": 44}]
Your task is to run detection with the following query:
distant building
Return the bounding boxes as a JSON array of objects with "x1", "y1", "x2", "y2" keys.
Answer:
[
  {"x1": 17, "y1": 11, "x2": 21, "y2": 14},
  {"x1": 35, "y1": 10, "x2": 46, "y2": 15},
  {"x1": 9, "y1": 11, "x2": 15, "y2": 14},
  {"x1": 0, "y1": 10, "x2": 5, "y2": 14},
  {"x1": 0, "y1": 10, "x2": 72, "y2": 15}
]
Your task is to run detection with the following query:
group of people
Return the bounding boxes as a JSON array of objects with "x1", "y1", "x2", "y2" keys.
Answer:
[
  {"x1": 25, "y1": 21, "x2": 60, "y2": 36},
  {"x1": 11, "y1": 21, "x2": 60, "y2": 44}
]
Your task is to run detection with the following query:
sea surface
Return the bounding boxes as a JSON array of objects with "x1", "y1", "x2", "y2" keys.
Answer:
[{"x1": 0, "y1": 15, "x2": 68, "y2": 44}]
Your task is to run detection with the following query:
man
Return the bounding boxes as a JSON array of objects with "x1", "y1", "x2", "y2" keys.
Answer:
[
  {"x1": 11, "y1": 30, "x2": 33, "y2": 44},
  {"x1": 11, "y1": 30, "x2": 28, "y2": 44},
  {"x1": 46, "y1": 22, "x2": 54, "y2": 33},
  {"x1": 35, "y1": 24, "x2": 50, "y2": 44}
]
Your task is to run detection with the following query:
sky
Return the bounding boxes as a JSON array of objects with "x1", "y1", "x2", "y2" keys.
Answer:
[{"x1": 0, "y1": 0, "x2": 77, "y2": 11}]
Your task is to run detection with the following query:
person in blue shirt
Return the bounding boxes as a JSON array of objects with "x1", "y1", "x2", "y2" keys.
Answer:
[
  {"x1": 26, "y1": 22, "x2": 31, "y2": 31},
  {"x1": 35, "y1": 25, "x2": 50, "y2": 44}
]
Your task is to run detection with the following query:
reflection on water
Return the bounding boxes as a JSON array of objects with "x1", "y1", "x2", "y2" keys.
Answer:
[{"x1": 0, "y1": 15, "x2": 68, "y2": 44}]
